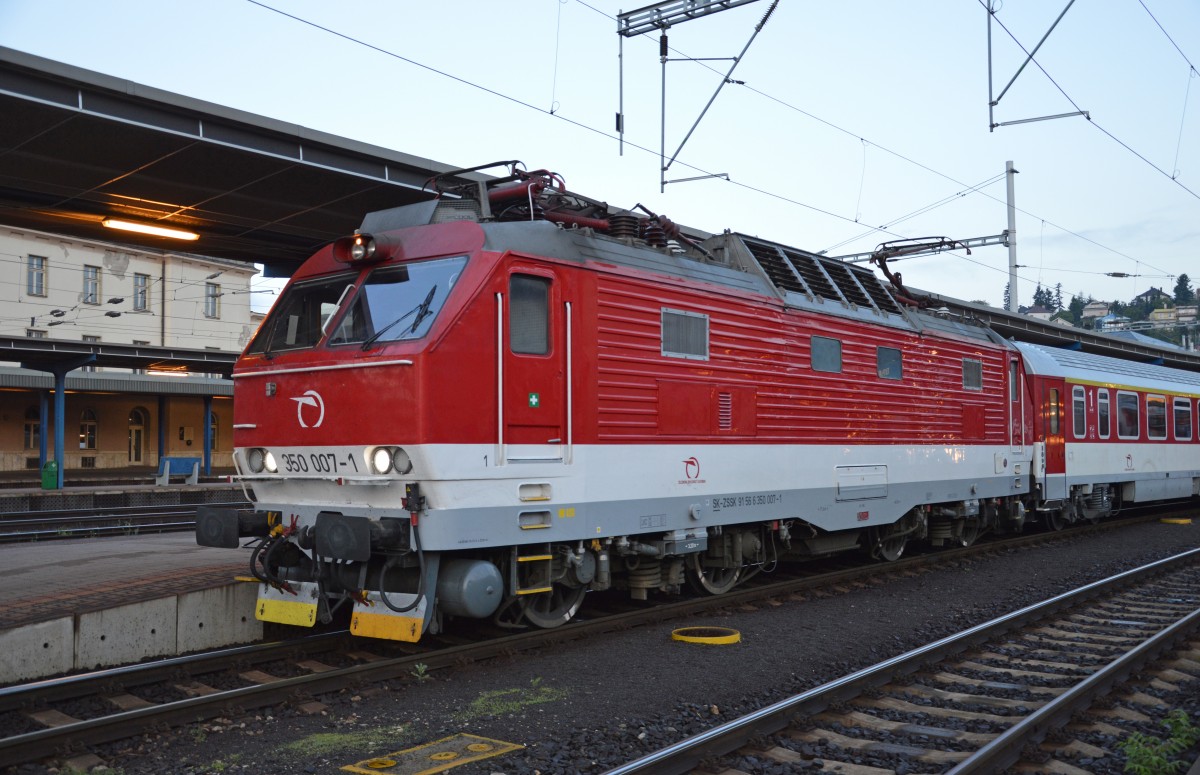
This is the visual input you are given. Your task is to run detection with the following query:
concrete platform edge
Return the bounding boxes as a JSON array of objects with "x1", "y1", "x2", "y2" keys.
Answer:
[{"x1": 0, "y1": 582, "x2": 263, "y2": 683}]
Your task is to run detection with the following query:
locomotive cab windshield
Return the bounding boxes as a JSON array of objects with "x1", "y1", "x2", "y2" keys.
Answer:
[
  {"x1": 246, "y1": 254, "x2": 467, "y2": 355},
  {"x1": 329, "y1": 254, "x2": 467, "y2": 348},
  {"x1": 246, "y1": 272, "x2": 357, "y2": 356}
]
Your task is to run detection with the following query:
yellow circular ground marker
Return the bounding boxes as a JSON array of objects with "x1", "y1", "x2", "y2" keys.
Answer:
[
  {"x1": 467, "y1": 743, "x2": 495, "y2": 752},
  {"x1": 430, "y1": 752, "x2": 459, "y2": 761},
  {"x1": 671, "y1": 626, "x2": 741, "y2": 645},
  {"x1": 364, "y1": 759, "x2": 396, "y2": 770},
  {"x1": 1161, "y1": 518, "x2": 1193, "y2": 525}
]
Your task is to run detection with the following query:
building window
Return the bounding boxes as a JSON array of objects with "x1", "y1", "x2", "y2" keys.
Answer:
[
  {"x1": 1147, "y1": 395, "x2": 1167, "y2": 440},
  {"x1": 661, "y1": 308, "x2": 708, "y2": 360},
  {"x1": 1097, "y1": 390, "x2": 1110, "y2": 439},
  {"x1": 79, "y1": 408, "x2": 98, "y2": 450},
  {"x1": 510, "y1": 275, "x2": 551, "y2": 355},
  {"x1": 1072, "y1": 385, "x2": 1086, "y2": 439},
  {"x1": 24, "y1": 407, "x2": 40, "y2": 450},
  {"x1": 962, "y1": 359, "x2": 983, "y2": 390},
  {"x1": 1117, "y1": 391, "x2": 1139, "y2": 439},
  {"x1": 811, "y1": 336, "x2": 842, "y2": 373},
  {"x1": 204, "y1": 282, "x2": 221, "y2": 318},
  {"x1": 210, "y1": 412, "x2": 220, "y2": 451},
  {"x1": 877, "y1": 347, "x2": 902, "y2": 380},
  {"x1": 1174, "y1": 397, "x2": 1192, "y2": 441},
  {"x1": 27, "y1": 329, "x2": 47, "y2": 339},
  {"x1": 83, "y1": 265, "x2": 100, "y2": 304},
  {"x1": 27, "y1": 255, "x2": 47, "y2": 297},
  {"x1": 133, "y1": 273, "x2": 149, "y2": 311}
]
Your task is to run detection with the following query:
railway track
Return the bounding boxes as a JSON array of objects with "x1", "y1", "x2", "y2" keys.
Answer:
[
  {"x1": 0, "y1": 501, "x2": 249, "y2": 542},
  {"x1": 605, "y1": 547, "x2": 1200, "y2": 774},
  {"x1": 0, "y1": 513, "x2": 1182, "y2": 770}
]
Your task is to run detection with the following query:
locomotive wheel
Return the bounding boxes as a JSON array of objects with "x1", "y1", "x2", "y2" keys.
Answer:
[
  {"x1": 1046, "y1": 509, "x2": 1067, "y2": 531},
  {"x1": 959, "y1": 518, "x2": 983, "y2": 547},
  {"x1": 520, "y1": 583, "x2": 587, "y2": 629},
  {"x1": 870, "y1": 523, "x2": 908, "y2": 562},
  {"x1": 686, "y1": 553, "x2": 742, "y2": 595}
]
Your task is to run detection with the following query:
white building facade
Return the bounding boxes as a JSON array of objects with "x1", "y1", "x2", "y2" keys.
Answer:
[{"x1": 0, "y1": 224, "x2": 261, "y2": 474}]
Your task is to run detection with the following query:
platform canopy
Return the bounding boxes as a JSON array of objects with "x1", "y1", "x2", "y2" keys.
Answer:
[{"x1": 0, "y1": 47, "x2": 484, "y2": 275}]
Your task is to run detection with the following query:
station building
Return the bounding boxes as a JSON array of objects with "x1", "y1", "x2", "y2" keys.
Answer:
[{"x1": 0, "y1": 223, "x2": 260, "y2": 475}]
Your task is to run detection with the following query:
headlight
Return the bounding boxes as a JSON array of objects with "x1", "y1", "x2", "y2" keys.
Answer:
[
  {"x1": 247, "y1": 447, "x2": 265, "y2": 473},
  {"x1": 264, "y1": 451, "x2": 278, "y2": 474},
  {"x1": 350, "y1": 235, "x2": 375, "y2": 262},
  {"x1": 370, "y1": 446, "x2": 394, "y2": 474},
  {"x1": 368, "y1": 446, "x2": 413, "y2": 475}
]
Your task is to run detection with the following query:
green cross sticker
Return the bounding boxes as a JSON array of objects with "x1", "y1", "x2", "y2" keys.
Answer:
[{"x1": 528, "y1": 392, "x2": 540, "y2": 408}]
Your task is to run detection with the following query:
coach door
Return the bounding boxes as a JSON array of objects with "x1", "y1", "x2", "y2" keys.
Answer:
[
  {"x1": 499, "y1": 270, "x2": 569, "y2": 463},
  {"x1": 1041, "y1": 378, "x2": 1067, "y2": 499}
]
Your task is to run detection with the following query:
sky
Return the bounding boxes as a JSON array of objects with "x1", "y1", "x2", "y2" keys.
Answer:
[{"x1": 1, "y1": 0, "x2": 1198, "y2": 310}]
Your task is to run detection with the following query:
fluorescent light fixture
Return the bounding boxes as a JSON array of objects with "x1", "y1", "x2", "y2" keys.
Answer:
[{"x1": 102, "y1": 218, "x2": 199, "y2": 241}]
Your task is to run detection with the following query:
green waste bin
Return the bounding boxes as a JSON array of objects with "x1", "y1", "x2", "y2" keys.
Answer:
[{"x1": 41, "y1": 460, "x2": 58, "y2": 490}]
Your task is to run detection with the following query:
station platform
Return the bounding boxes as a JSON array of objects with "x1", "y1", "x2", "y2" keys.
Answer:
[{"x1": 0, "y1": 532, "x2": 261, "y2": 684}]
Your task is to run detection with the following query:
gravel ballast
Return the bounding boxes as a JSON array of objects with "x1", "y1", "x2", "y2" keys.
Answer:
[{"x1": 17, "y1": 519, "x2": 1200, "y2": 775}]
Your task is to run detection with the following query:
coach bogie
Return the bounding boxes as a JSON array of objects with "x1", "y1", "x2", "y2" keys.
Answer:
[{"x1": 1071, "y1": 483, "x2": 1118, "y2": 523}]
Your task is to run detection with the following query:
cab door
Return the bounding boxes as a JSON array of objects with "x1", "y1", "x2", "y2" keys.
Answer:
[
  {"x1": 501, "y1": 269, "x2": 567, "y2": 462},
  {"x1": 1008, "y1": 356, "x2": 1024, "y2": 452}
]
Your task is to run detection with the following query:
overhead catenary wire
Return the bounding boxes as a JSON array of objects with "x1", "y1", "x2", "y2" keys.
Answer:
[{"x1": 244, "y1": 1, "x2": 1181, "y2": 292}]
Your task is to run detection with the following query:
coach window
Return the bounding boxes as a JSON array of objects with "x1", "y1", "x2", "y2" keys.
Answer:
[
  {"x1": 877, "y1": 346, "x2": 902, "y2": 380},
  {"x1": 661, "y1": 308, "x2": 708, "y2": 360},
  {"x1": 1047, "y1": 388, "x2": 1061, "y2": 435},
  {"x1": 1146, "y1": 395, "x2": 1167, "y2": 440},
  {"x1": 1117, "y1": 391, "x2": 1139, "y2": 439},
  {"x1": 1173, "y1": 397, "x2": 1192, "y2": 441},
  {"x1": 512, "y1": 275, "x2": 551, "y2": 355},
  {"x1": 962, "y1": 359, "x2": 983, "y2": 391},
  {"x1": 1097, "y1": 390, "x2": 1111, "y2": 439},
  {"x1": 1071, "y1": 386, "x2": 1086, "y2": 439},
  {"x1": 811, "y1": 336, "x2": 842, "y2": 373}
]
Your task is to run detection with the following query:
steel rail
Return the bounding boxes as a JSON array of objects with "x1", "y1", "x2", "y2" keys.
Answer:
[
  {"x1": 602, "y1": 546, "x2": 1200, "y2": 774},
  {"x1": 0, "y1": 511, "x2": 1177, "y2": 767}
]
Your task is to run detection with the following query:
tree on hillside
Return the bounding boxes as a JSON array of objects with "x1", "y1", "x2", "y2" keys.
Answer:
[
  {"x1": 1174, "y1": 274, "x2": 1194, "y2": 305},
  {"x1": 1067, "y1": 294, "x2": 1087, "y2": 324},
  {"x1": 1031, "y1": 284, "x2": 1055, "y2": 309},
  {"x1": 1054, "y1": 283, "x2": 1064, "y2": 310}
]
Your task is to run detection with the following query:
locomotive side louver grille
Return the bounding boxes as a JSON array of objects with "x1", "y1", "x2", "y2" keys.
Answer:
[
  {"x1": 738, "y1": 236, "x2": 903, "y2": 318},
  {"x1": 821, "y1": 260, "x2": 873, "y2": 308},
  {"x1": 718, "y1": 392, "x2": 733, "y2": 430},
  {"x1": 742, "y1": 240, "x2": 807, "y2": 294},
  {"x1": 851, "y1": 266, "x2": 905, "y2": 316},
  {"x1": 782, "y1": 248, "x2": 841, "y2": 303}
]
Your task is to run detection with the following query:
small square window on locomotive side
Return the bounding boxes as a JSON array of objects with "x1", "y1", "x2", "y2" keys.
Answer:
[
  {"x1": 811, "y1": 335, "x2": 842, "y2": 373},
  {"x1": 877, "y1": 346, "x2": 902, "y2": 380},
  {"x1": 962, "y1": 358, "x2": 983, "y2": 391},
  {"x1": 661, "y1": 308, "x2": 708, "y2": 360}
]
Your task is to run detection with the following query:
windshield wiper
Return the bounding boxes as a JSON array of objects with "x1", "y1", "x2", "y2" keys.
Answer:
[
  {"x1": 408, "y1": 286, "x2": 437, "y2": 334},
  {"x1": 359, "y1": 286, "x2": 437, "y2": 352}
]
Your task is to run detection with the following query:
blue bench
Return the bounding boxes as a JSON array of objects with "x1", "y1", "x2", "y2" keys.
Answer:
[{"x1": 156, "y1": 456, "x2": 200, "y2": 486}]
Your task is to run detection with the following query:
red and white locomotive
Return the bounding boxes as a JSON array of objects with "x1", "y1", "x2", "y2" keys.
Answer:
[{"x1": 197, "y1": 164, "x2": 1200, "y2": 642}]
